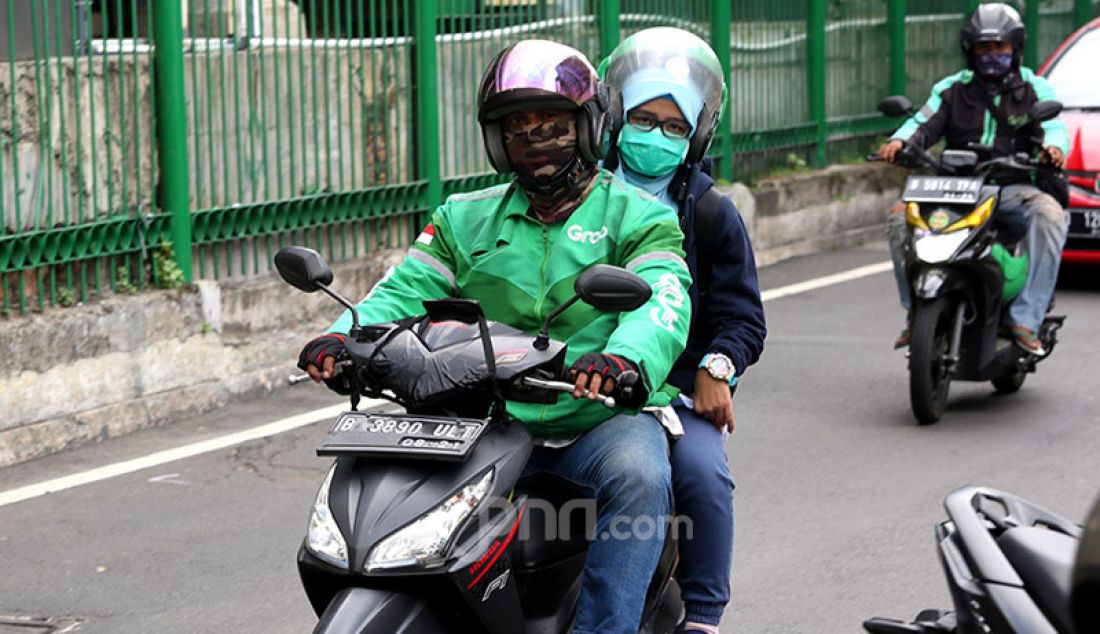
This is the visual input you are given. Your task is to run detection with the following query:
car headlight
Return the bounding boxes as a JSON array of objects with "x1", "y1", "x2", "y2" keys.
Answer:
[
  {"x1": 365, "y1": 468, "x2": 494, "y2": 572},
  {"x1": 307, "y1": 465, "x2": 348, "y2": 568},
  {"x1": 915, "y1": 229, "x2": 970, "y2": 263}
]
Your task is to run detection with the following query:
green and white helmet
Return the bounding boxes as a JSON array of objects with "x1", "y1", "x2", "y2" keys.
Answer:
[{"x1": 601, "y1": 27, "x2": 727, "y2": 164}]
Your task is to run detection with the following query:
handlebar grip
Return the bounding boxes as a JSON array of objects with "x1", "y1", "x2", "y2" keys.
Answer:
[{"x1": 865, "y1": 155, "x2": 884, "y2": 162}]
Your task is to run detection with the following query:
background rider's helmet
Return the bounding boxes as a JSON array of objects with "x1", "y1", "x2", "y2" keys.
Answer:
[
  {"x1": 960, "y1": 3, "x2": 1026, "y2": 71},
  {"x1": 600, "y1": 27, "x2": 728, "y2": 165},
  {"x1": 476, "y1": 40, "x2": 608, "y2": 175}
]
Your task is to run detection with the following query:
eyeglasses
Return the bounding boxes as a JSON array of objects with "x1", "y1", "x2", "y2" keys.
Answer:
[{"x1": 626, "y1": 110, "x2": 692, "y2": 139}]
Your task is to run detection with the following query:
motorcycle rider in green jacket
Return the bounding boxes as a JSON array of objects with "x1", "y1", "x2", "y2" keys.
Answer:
[
  {"x1": 878, "y1": 3, "x2": 1069, "y2": 355},
  {"x1": 299, "y1": 40, "x2": 692, "y2": 634}
]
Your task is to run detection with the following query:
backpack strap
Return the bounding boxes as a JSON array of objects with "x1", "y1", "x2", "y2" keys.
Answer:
[{"x1": 692, "y1": 186, "x2": 724, "y2": 296}]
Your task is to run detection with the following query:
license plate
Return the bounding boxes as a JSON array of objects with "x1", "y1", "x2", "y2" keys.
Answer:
[
  {"x1": 902, "y1": 176, "x2": 984, "y2": 205},
  {"x1": 317, "y1": 412, "x2": 489, "y2": 461},
  {"x1": 1068, "y1": 208, "x2": 1100, "y2": 238}
]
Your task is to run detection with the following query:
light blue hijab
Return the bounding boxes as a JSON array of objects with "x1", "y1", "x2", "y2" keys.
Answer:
[{"x1": 613, "y1": 68, "x2": 706, "y2": 210}]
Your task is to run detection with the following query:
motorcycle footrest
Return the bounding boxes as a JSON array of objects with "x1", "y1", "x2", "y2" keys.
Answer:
[{"x1": 863, "y1": 609, "x2": 956, "y2": 634}]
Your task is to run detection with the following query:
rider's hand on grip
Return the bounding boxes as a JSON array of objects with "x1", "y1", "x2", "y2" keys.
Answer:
[
  {"x1": 298, "y1": 334, "x2": 352, "y2": 394},
  {"x1": 568, "y1": 353, "x2": 647, "y2": 408}
]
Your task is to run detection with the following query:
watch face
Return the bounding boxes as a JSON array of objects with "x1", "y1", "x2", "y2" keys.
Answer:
[{"x1": 708, "y1": 355, "x2": 733, "y2": 378}]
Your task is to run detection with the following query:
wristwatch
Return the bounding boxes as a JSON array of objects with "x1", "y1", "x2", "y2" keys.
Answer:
[{"x1": 700, "y1": 353, "x2": 737, "y2": 386}]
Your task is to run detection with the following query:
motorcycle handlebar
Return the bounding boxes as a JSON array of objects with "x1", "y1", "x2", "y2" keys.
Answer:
[{"x1": 290, "y1": 362, "x2": 618, "y2": 408}]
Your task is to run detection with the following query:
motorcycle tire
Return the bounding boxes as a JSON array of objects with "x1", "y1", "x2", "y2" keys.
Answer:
[
  {"x1": 992, "y1": 370, "x2": 1026, "y2": 394},
  {"x1": 909, "y1": 297, "x2": 953, "y2": 425}
]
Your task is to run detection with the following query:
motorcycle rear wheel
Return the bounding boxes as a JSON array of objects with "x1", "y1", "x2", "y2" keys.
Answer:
[{"x1": 909, "y1": 297, "x2": 953, "y2": 425}]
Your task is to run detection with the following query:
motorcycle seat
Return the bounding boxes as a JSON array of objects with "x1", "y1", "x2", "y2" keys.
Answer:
[
  {"x1": 512, "y1": 474, "x2": 592, "y2": 570},
  {"x1": 997, "y1": 526, "x2": 1078, "y2": 633}
]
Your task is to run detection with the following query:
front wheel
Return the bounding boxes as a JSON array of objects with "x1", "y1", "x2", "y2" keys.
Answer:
[{"x1": 909, "y1": 297, "x2": 954, "y2": 425}]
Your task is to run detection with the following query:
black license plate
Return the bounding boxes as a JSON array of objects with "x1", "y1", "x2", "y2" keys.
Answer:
[
  {"x1": 902, "y1": 175, "x2": 984, "y2": 205},
  {"x1": 1068, "y1": 208, "x2": 1100, "y2": 238},
  {"x1": 317, "y1": 412, "x2": 489, "y2": 461}
]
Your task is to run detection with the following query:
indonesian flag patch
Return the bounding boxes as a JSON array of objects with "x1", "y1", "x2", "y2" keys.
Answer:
[{"x1": 416, "y1": 224, "x2": 435, "y2": 246}]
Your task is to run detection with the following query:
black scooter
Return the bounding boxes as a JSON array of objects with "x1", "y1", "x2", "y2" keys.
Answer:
[
  {"x1": 872, "y1": 96, "x2": 1067, "y2": 425},
  {"x1": 274, "y1": 246, "x2": 684, "y2": 634},
  {"x1": 864, "y1": 486, "x2": 1100, "y2": 634}
]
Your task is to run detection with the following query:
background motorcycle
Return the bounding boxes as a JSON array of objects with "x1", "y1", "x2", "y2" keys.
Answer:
[
  {"x1": 871, "y1": 97, "x2": 1066, "y2": 424},
  {"x1": 275, "y1": 246, "x2": 684, "y2": 634},
  {"x1": 864, "y1": 487, "x2": 1100, "y2": 634}
]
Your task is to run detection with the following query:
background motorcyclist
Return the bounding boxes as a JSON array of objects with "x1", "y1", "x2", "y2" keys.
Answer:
[
  {"x1": 602, "y1": 28, "x2": 767, "y2": 634},
  {"x1": 299, "y1": 39, "x2": 693, "y2": 634},
  {"x1": 876, "y1": 2, "x2": 1070, "y2": 355}
]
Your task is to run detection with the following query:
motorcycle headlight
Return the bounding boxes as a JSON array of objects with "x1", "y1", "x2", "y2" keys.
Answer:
[
  {"x1": 915, "y1": 229, "x2": 970, "y2": 263},
  {"x1": 365, "y1": 468, "x2": 494, "y2": 572},
  {"x1": 307, "y1": 465, "x2": 348, "y2": 568}
]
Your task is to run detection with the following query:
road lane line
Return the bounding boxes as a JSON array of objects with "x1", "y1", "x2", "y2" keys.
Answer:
[
  {"x1": 0, "y1": 402, "x2": 367, "y2": 508},
  {"x1": 0, "y1": 260, "x2": 892, "y2": 507},
  {"x1": 761, "y1": 261, "x2": 892, "y2": 302}
]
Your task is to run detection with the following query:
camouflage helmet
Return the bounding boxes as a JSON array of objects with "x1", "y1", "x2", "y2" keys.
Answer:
[{"x1": 477, "y1": 39, "x2": 609, "y2": 174}]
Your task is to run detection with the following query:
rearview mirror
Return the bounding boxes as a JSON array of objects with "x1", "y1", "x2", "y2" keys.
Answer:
[
  {"x1": 575, "y1": 264, "x2": 652, "y2": 312},
  {"x1": 1029, "y1": 100, "x2": 1063, "y2": 124},
  {"x1": 878, "y1": 96, "x2": 915, "y2": 118},
  {"x1": 532, "y1": 264, "x2": 653, "y2": 350},
  {"x1": 274, "y1": 246, "x2": 334, "y2": 293}
]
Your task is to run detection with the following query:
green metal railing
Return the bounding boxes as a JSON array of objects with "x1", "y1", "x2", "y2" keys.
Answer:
[{"x1": 2, "y1": 0, "x2": 1098, "y2": 315}]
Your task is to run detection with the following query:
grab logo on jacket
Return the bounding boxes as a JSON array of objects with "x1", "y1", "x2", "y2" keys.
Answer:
[
  {"x1": 650, "y1": 273, "x2": 685, "y2": 333},
  {"x1": 566, "y1": 224, "x2": 609, "y2": 245}
]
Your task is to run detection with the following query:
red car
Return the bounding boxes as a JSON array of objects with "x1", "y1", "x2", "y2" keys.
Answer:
[{"x1": 1040, "y1": 18, "x2": 1100, "y2": 263}]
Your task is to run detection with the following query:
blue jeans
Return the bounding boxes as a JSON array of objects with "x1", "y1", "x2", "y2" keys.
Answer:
[
  {"x1": 523, "y1": 412, "x2": 672, "y2": 634},
  {"x1": 888, "y1": 185, "x2": 1068, "y2": 331},
  {"x1": 670, "y1": 401, "x2": 735, "y2": 626}
]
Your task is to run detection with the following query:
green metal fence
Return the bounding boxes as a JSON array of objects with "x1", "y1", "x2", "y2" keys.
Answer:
[{"x1": 2, "y1": 0, "x2": 1098, "y2": 315}]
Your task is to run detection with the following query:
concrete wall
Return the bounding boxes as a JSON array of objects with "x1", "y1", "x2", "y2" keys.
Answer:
[
  {"x1": 0, "y1": 247, "x2": 403, "y2": 466},
  {"x1": 0, "y1": 162, "x2": 902, "y2": 467}
]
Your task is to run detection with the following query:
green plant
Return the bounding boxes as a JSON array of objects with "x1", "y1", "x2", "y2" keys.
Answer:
[
  {"x1": 154, "y1": 243, "x2": 185, "y2": 290},
  {"x1": 57, "y1": 287, "x2": 76, "y2": 307},
  {"x1": 115, "y1": 267, "x2": 137, "y2": 295},
  {"x1": 785, "y1": 152, "x2": 807, "y2": 170},
  {"x1": 201, "y1": 322, "x2": 214, "y2": 334}
]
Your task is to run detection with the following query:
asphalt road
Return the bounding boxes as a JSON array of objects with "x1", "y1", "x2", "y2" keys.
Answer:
[{"x1": 1, "y1": 241, "x2": 1098, "y2": 633}]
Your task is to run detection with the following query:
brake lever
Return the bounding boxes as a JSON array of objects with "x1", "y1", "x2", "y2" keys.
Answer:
[
  {"x1": 288, "y1": 360, "x2": 353, "y2": 385},
  {"x1": 522, "y1": 376, "x2": 616, "y2": 408}
]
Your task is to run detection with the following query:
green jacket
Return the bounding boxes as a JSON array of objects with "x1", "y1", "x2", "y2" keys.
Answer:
[{"x1": 329, "y1": 170, "x2": 693, "y2": 438}]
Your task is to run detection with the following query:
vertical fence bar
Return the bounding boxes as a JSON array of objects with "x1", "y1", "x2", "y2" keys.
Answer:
[
  {"x1": 1024, "y1": 0, "x2": 1039, "y2": 68},
  {"x1": 1075, "y1": 0, "x2": 1093, "y2": 27},
  {"x1": 413, "y1": 1, "x2": 440, "y2": 209},
  {"x1": 887, "y1": 0, "x2": 906, "y2": 97},
  {"x1": 807, "y1": 0, "x2": 827, "y2": 167},
  {"x1": 153, "y1": 0, "x2": 193, "y2": 281},
  {"x1": 709, "y1": 0, "x2": 731, "y2": 181},
  {"x1": 598, "y1": 0, "x2": 620, "y2": 60}
]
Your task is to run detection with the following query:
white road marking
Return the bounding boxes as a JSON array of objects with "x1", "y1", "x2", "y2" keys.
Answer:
[
  {"x1": 0, "y1": 261, "x2": 892, "y2": 508},
  {"x1": 0, "y1": 402, "x2": 374, "y2": 508},
  {"x1": 148, "y1": 473, "x2": 190, "y2": 486},
  {"x1": 761, "y1": 261, "x2": 893, "y2": 302}
]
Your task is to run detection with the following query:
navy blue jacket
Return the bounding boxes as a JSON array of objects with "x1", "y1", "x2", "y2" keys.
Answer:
[{"x1": 666, "y1": 161, "x2": 766, "y2": 394}]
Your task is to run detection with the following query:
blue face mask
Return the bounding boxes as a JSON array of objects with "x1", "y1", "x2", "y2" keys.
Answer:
[
  {"x1": 618, "y1": 124, "x2": 690, "y2": 178},
  {"x1": 976, "y1": 52, "x2": 1014, "y2": 79}
]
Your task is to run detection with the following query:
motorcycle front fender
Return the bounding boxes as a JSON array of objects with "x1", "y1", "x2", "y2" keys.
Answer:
[
  {"x1": 313, "y1": 587, "x2": 450, "y2": 634},
  {"x1": 912, "y1": 267, "x2": 954, "y2": 301}
]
